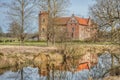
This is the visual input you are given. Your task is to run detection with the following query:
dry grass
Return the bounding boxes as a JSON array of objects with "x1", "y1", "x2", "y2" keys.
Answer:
[
  {"x1": 103, "y1": 76, "x2": 120, "y2": 80},
  {"x1": 0, "y1": 45, "x2": 57, "y2": 54}
]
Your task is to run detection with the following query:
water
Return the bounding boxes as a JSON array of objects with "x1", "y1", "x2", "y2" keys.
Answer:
[
  {"x1": 0, "y1": 53, "x2": 119, "y2": 80},
  {"x1": 0, "y1": 67, "x2": 90, "y2": 80},
  {"x1": 90, "y1": 53, "x2": 119, "y2": 79}
]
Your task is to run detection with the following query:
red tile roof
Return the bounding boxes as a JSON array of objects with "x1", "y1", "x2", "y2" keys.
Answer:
[
  {"x1": 39, "y1": 11, "x2": 90, "y2": 26},
  {"x1": 39, "y1": 11, "x2": 48, "y2": 15},
  {"x1": 75, "y1": 17, "x2": 89, "y2": 26},
  {"x1": 55, "y1": 17, "x2": 70, "y2": 25},
  {"x1": 55, "y1": 16, "x2": 89, "y2": 26}
]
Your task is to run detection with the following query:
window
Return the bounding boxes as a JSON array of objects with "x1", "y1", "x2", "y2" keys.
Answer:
[
  {"x1": 72, "y1": 27, "x2": 75, "y2": 32},
  {"x1": 42, "y1": 18, "x2": 45, "y2": 22},
  {"x1": 42, "y1": 28, "x2": 45, "y2": 32},
  {"x1": 71, "y1": 33, "x2": 74, "y2": 38}
]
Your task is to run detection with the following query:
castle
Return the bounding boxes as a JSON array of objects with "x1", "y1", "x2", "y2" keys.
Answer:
[{"x1": 39, "y1": 11, "x2": 97, "y2": 41}]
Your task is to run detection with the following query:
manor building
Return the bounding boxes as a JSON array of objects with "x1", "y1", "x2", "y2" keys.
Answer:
[{"x1": 39, "y1": 11, "x2": 97, "y2": 40}]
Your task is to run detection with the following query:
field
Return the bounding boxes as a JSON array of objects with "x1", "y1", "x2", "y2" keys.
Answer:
[
  {"x1": 0, "y1": 41, "x2": 47, "y2": 46},
  {"x1": 0, "y1": 40, "x2": 119, "y2": 46}
]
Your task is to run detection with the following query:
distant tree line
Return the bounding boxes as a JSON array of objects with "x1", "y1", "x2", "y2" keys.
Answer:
[{"x1": 0, "y1": 26, "x2": 3, "y2": 37}]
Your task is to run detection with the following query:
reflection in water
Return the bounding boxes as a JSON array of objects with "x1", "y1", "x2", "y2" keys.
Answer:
[
  {"x1": 0, "y1": 67, "x2": 90, "y2": 80},
  {"x1": 0, "y1": 53, "x2": 119, "y2": 80}
]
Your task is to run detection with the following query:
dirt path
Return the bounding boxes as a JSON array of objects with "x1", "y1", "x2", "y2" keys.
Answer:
[{"x1": 0, "y1": 45, "x2": 57, "y2": 54}]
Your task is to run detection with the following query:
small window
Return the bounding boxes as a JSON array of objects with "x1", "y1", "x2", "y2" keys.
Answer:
[
  {"x1": 72, "y1": 27, "x2": 75, "y2": 32},
  {"x1": 71, "y1": 33, "x2": 74, "y2": 38},
  {"x1": 42, "y1": 18, "x2": 45, "y2": 22},
  {"x1": 42, "y1": 28, "x2": 45, "y2": 32}
]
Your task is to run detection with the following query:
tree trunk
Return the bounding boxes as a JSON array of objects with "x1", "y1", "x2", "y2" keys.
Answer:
[
  {"x1": 21, "y1": 0, "x2": 25, "y2": 44},
  {"x1": 21, "y1": 68, "x2": 23, "y2": 80},
  {"x1": 111, "y1": 54, "x2": 115, "y2": 75},
  {"x1": 46, "y1": 0, "x2": 51, "y2": 46}
]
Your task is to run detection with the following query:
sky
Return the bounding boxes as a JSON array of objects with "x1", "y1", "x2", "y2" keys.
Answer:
[
  {"x1": 68, "y1": 0, "x2": 95, "y2": 17},
  {"x1": 0, "y1": 0, "x2": 95, "y2": 32}
]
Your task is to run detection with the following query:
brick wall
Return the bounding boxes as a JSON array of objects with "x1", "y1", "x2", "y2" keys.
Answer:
[{"x1": 39, "y1": 12, "x2": 48, "y2": 40}]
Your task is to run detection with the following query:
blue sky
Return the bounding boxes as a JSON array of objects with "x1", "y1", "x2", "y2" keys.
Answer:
[
  {"x1": 68, "y1": 0, "x2": 95, "y2": 17},
  {"x1": 0, "y1": 0, "x2": 95, "y2": 32}
]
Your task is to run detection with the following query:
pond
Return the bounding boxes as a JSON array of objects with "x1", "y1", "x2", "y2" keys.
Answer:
[{"x1": 0, "y1": 53, "x2": 119, "y2": 80}]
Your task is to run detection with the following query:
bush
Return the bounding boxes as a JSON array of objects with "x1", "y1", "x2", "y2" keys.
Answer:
[{"x1": 0, "y1": 40, "x2": 3, "y2": 42}]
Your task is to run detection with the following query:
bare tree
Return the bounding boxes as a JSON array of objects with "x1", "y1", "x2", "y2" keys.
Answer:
[
  {"x1": 6, "y1": 0, "x2": 38, "y2": 43},
  {"x1": 52, "y1": 0, "x2": 70, "y2": 45},
  {"x1": 39, "y1": 0, "x2": 70, "y2": 46},
  {"x1": 90, "y1": 0, "x2": 120, "y2": 42},
  {"x1": 0, "y1": 26, "x2": 3, "y2": 37},
  {"x1": 8, "y1": 21, "x2": 21, "y2": 39},
  {"x1": 90, "y1": 0, "x2": 120, "y2": 76}
]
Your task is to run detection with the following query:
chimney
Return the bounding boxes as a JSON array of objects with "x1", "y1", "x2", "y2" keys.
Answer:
[
  {"x1": 72, "y1": 13, "x2": 75, "y2": 17},
  {"x1": 39, "y1": 11, "x2": 41, "y2": 15}
]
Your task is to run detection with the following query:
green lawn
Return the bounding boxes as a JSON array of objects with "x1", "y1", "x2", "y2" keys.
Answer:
[
  {"x1": 0, "y1": 40, "x2": 119, "y2": 46},
  {"x1": 57, "y1": 41, "x2": 119, "y2": 46},
  {"x1": 0, "y1": 41, "x2": 47, "y2": 46}
]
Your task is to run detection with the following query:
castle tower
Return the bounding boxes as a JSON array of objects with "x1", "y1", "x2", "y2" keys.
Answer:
[{"x1": 39, "y1": 11, "x2": 48, "y2": 40}]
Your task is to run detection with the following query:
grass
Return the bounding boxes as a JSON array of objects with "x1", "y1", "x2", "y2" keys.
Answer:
[
  {"x1": 57, "y1": 41, "x2": 119, "y2": 46},
  {"x1": 0, "y1": 40, "x2": 119, "y2": 46},
  {"x1": 0, "y1": 41, "x2": 47, "y2": 46}
]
